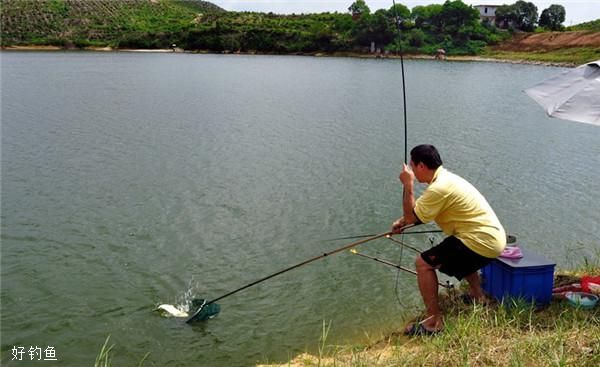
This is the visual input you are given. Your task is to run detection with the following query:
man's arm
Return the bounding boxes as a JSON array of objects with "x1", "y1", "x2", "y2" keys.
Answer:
[
  {"x1": 402, "y1": 175, "x2": 418, "y2": 224},
  {"x1": 392, "y1": 163, "x2": 421, "y2": 234}
]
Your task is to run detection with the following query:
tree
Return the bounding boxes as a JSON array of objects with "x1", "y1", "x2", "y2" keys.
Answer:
[
  {"x1": 388, "y1": 3, "x2": 410, "y2": 21},
  {"x1": 437, "y1": 0, "x2": 480, "y2": 36},
  {"x1": 411, "y1": 4, "x2": 443, "y2": 28},
  {"x1": 539, "y1": 4, "x2": 565, "y2": 31},
  {"x1": 495, "y1": 4, "x2": 517, "y2": 29},
  {"x1": 407, "y1": 28, "x2": 425, "y2": 47},
  {"x1": 495, "y1": 1, "x2": 537, "y2": 31},
  {"x1": 365, "y1": 9, "x2": 396, "y2": 45},
  {"x1": 348, "y1": 0, "x2": 370, "y2": 19},
  {"x1": 514, "y1": 0, "x2": 538, "y2": 31}
]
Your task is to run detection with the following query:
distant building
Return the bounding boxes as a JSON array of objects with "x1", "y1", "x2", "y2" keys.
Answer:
[{"x1": 474, "y1": 4, "x2": 499, "y2": 24}]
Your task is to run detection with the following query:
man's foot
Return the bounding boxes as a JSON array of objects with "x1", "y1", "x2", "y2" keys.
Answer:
[{"x1": 403, "y1": 323, "x2": 441, "y2": 336}]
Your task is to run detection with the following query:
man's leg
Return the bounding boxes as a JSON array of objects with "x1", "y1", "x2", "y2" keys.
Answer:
[
  {"x1": 413, "y1": 255, "x2": 443, "y2": 331},
  {"x1": 463, "y1": 271, "x2": 486, "y2": 301}
]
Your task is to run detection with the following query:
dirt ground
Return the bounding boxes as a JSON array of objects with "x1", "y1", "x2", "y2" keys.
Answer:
[{"x1": 493, "y1": 31, "x2": 600, "y2": 51}]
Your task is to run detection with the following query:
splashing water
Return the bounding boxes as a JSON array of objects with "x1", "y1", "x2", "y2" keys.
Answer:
[{"x1": 156, "y1": 279, "x2": 197, "y2": 318}]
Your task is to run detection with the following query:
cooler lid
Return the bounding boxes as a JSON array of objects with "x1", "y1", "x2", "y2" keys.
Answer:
[{"x1": 497, "y1": 247, "x2": 555, "y2": 268}]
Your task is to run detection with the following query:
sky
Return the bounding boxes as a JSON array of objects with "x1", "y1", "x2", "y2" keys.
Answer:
[{"x1": 209, "y1": 1, "x2": 600, "y2": 26}]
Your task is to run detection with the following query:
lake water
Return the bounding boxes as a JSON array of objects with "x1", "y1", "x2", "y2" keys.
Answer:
[{"x1": 1, "y1": 52, "x2": 599, "y2": 366}]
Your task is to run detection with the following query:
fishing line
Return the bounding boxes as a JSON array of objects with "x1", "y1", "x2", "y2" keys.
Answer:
[
  {"x1": 324, "y1": 229, "x2": 442, "y2": 242},
  {"x1": 350, "y1": 249, "x2": 451, "y2": 289},
  {"x1": 386, "y1": 235, "x2": 424, "y2": 254}
]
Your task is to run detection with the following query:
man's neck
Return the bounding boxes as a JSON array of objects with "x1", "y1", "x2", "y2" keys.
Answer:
[{"x1": 423, "y1": 167, "x2": 439, "y2": 184}]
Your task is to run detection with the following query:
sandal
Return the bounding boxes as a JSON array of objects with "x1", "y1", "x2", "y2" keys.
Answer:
[{"x1": 403, "y1": 323, "x2": 440, "y2": 336}]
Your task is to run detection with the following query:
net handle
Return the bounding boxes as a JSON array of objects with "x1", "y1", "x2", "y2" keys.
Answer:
[{"x1": 186, "y1": 227, "x2": 413, "y2": 323}]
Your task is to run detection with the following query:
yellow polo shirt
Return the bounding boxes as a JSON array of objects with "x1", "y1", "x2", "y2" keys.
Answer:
[{"x1": 414, "y1": 166, "x2": 506, "y2": 258}]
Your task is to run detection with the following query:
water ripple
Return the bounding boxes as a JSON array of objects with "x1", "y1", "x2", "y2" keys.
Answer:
[{"x1": 2, "y1": 53, "x2": 599, "y2": 366}]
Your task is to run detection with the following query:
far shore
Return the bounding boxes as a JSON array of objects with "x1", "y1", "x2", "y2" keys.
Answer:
[{"x1": 1, "y1": 45, "x2": 577, "y2": 67}]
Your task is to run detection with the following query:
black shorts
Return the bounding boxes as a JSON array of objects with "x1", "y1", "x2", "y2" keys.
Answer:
[{"x1": 421, "y1": 236, "x2": 494, "y2": 280}]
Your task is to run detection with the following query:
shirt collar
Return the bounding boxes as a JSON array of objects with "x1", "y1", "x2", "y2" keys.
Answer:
[{"x1": 431, "y1": 165, "x2": 444, "y2": 183}]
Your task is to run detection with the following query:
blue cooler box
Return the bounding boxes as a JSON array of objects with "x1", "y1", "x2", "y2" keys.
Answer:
[{"x1": 481, "y1": 248, "x2": 555, "y2": 305}]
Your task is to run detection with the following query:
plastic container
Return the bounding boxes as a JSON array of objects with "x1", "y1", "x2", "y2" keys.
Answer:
[
  {"x1": 481, "y1": 248, "x2": 555, "y2": 305},
  {"x1": 565, "y1": 292, "x2": 598, "y2": 309}
]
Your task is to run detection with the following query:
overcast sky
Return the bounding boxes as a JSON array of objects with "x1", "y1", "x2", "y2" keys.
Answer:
[{"x1": 209, "y1": 1, "x2": 600, "y2": 26}]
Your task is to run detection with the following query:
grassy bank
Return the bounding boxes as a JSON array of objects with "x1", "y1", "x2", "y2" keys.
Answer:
[
  {"x1": 482, "y1": 46, "x2": 600, "y2": 66},
  {"x1": 0, "y1": 45, "x2": 587, "y2": 69},
  {"x1": 260, "y1": 265, "x2": 600, "y2": 367}
]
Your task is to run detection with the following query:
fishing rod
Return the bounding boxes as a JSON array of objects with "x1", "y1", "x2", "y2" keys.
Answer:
[
  {"x1": 390, "y1": 0, "x2": 415, "y2": 307},
  {"x1": 386, "y1": 235, "x2": 426, "y2": 254},
  {"x1": 349, "y1": 249, "x2": 452, "y2": 289},
  {"x1": 392, "y1": 0, "x2": 408, "y2": 164},
  {"x1": 325, "y1": 229, "x2": 442, "y2": 242},
  {"x1": 186, "y1": 225, "x2": 415, "y2": 323}
]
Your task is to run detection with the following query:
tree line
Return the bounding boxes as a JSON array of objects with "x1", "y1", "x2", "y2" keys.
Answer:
[
  {"x1": 1, "y1": 0, "x2": 571, "y2": 54},
  {"x1": 494, "y1": 1, "x2": 566, "y2": 31}
]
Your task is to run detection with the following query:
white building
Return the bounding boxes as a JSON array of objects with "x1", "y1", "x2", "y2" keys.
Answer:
[{"x1": 474, "y1": 4, "x2": 499, "y2": 24}]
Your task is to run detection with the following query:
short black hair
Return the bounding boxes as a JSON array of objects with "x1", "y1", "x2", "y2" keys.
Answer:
[{"x1": 410, "y1": 144, "x2": 443, "y2": 169}]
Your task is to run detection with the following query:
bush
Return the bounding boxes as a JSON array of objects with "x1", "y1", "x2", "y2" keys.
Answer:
[
  {"x1": 407, "y1": 29, "x2": 425, "y2": 47},
  {"x1": 118, "y1": 34, "x2": 155, "y2": 49},
  {"x1": 73, "y1": 38, "x2": 92, "y2": 48},
  {"x1": 485, "y1": 32, "x2": 506, "y2": 45},
  {"x1": 449, "y1": 40, "x2": 487, "y2": 55}
]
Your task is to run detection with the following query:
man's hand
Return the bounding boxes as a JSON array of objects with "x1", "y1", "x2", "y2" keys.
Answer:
[
  {"x1": 399, "y1": 163, "x2": 414, "y2": 186},
  {"x1": 391, "y1": 217, "x2": 406, "y2": 234}
]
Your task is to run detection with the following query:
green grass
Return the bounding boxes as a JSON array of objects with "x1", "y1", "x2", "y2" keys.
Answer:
[
  {"x1": 266, "y1": 262, "x2": 600, "y2": 367},
  {"x1": 568, "y1": 19, "x2": 600, "y2": 32},
  {"x1": 94, "y1": 336, "x2": 114, "y2": 367},
  {"x1": 94, "y1": 336, "x2": 150, "y2": 367},
  {"x1": 278, "y1": 297, "x2": 599, "y2": 367},
  {"x1": 412, "y1": 300, "x2": 599, "y2": 366}
]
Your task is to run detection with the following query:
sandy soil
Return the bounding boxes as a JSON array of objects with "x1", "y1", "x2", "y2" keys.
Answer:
[{"x1": 493, "y1": 31, "x2": 600, "y2": 51}]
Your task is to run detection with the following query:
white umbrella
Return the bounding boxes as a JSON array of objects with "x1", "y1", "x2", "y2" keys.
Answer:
[{"x1": 525, "y1": 60, "x2": 600, "y2": 126}]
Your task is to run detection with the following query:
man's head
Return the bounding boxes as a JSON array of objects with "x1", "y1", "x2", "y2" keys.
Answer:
[
  {"x1": 409, "y1": 145, "x2": 442, "y2": 183},
  {"x1": 410, "y1": 144, "x2": 442, "y2": 169}
]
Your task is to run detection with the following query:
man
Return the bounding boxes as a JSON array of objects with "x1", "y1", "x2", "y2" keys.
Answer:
[{"x1": 392, "y1": 144, "x2": 505, "y2": 335}]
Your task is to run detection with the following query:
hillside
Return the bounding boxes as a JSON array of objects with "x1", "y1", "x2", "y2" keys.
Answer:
[
  {"x1": 492, "y1": 31, "x2": 600, "y2": 51},
  {"x1": 0, "y1": 0, "x2": 504, "y2": 54},
  {"x1": 484, "y1": 31, "x2": 600, "y2": 65},
  {"x1": 0, "y1": 0, "x2": 224, "y2": 48},
  {"x1": 1, "y1": 1, "x2": 599, "y2": 64},
  {"x1": 568, "y1": 19, "x2": 600, "y2": 32}
]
